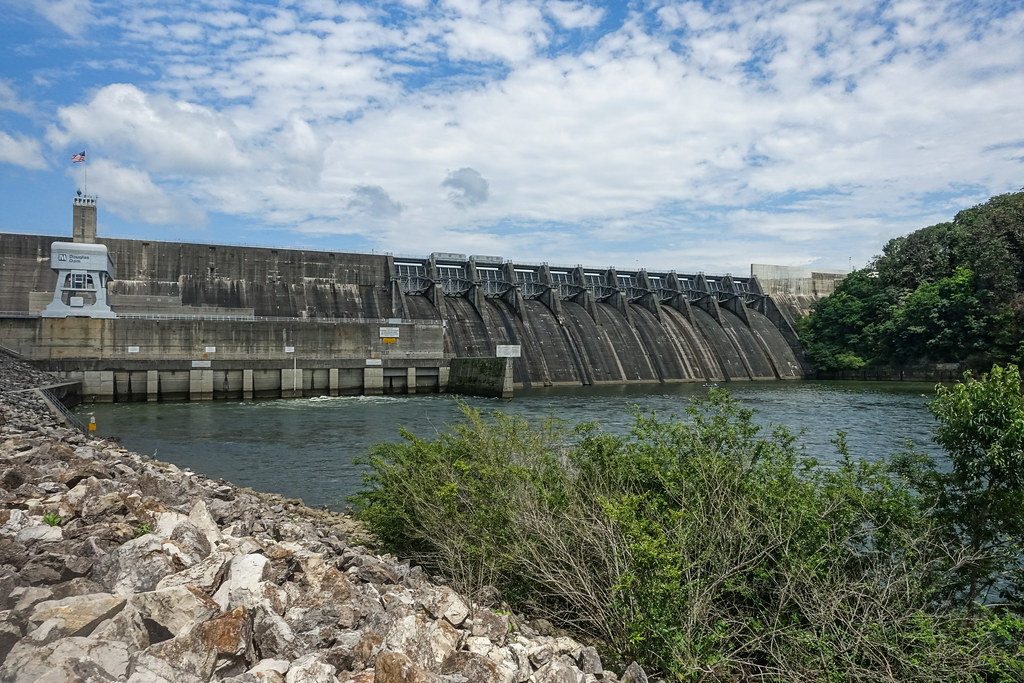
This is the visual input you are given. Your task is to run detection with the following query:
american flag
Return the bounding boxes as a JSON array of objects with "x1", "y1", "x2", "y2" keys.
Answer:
[{"x1": 71, "y1": 151, "x2": 86, "y2": 163}]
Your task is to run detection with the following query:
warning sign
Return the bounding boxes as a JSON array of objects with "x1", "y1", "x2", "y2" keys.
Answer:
[{"x1": 382, "y1": 337, "x2": 397, "y2": 344}]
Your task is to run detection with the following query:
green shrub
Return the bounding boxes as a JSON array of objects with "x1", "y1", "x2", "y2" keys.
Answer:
[{"x1": 354, "y1": 393, "x2": 1022, "y2": 680}]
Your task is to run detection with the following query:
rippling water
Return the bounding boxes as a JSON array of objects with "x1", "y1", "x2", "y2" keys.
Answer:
[{"x1": 75, "y1": 381, "x2": 943, "y2": 510}]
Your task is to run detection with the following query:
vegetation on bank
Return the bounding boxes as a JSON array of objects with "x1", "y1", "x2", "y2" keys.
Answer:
[
  {"x1": 354, "y1": 368, "x2": 1024, "y2": 681},
  {"x1": 798, "y1": 190, "x2": 1024, "y2": 371}
]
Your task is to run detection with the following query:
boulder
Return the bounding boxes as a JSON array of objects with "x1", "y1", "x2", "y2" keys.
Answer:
[
  {"x1": 376, "y1": 649, "x2": 441, "y2": 683},
  {"x1": 419, "y1": 585, "x2": 470, "y2": 627},
  {"x1": 441, "y1": 650, "x2": 509, "y2": 683},
  {"x1": 127, "y1": 637, "x2": 218, "y2": 683},
  {"x1": 0, "y1": 636, "x2": 131, "y2": 683},
  {"x1": 26, "y1": 592, "x2": 126, "y2": 643},
  {"x1": 621, "y1": 661, "x2": 648, "y2": 683},
  {"x1": 284, "y1": 652, "x2": 337, "y2": 683},
  {"x1": 155, "y1": 549, "x2": 230, "y2": 592},
  {"x1": 213, "y1": 553, "x2": 271, "y2": 611},
  {"x1": 577, "y1": 646, "x2": 603, "y2": 675},
  {"x1": 91, "y1": 534, "x2": 177, "y2": 596},
  {"x1": 534, "y1": 655, "x2": 584, "y2": 683},
  {"x1": 472, "y1": 610, "x2": 511, "y2": 646},
  {"x1": 130, "y1": 584, "x2": 221, "y2": 638}
]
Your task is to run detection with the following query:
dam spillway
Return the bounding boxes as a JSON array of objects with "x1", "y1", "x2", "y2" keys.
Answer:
[{"x1": 0, "y1": 231, "x2": 808, "y2": 400}]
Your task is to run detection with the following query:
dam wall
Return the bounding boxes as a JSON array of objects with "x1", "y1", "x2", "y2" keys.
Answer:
[
  {"x1": 751, "y1": 263, "x2": 849, "y2": 325},
  {"x1": 1, "y1": 231, "x2": 810, "y2": 399},
  {"x1": 0, "y1": 316, "x2": 446, "y2": 401}
]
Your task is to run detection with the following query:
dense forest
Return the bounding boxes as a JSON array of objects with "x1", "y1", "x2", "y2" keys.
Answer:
[{"x1": 799, "y1": 190, "x2": 1024, "y2": 370}]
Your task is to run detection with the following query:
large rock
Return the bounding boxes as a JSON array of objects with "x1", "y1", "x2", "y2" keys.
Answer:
[
  {"x1": 577, "y1": 646, "x2": 603, "y2": 675},
  {"x1": 376, "y1": 650, "x2": 441, "y2": 683},
  {"x1": 253, "y1": 606, "x2": 302, "y2": 660},
  {"x1": 26, "y1": 593, "x2": 126, "y2": 644},
  {"x1": 91, "y1": 534, "x2": 177, "y2": 596},
  {"x1": 419, "y1": 585, "x2": 470, "y2": 628},
  {"x1": 126, "y1": 638, "x2": 218, "y2": 683},
  {"x1": 15, "y1": 524, "x2": 62, "y2": 545},
  {"x1": 472, "y1": 610, "x2": 511, "y2": 646},
  {"x1": 620, "y1": 661, "x2": 648, "y2": 683},
  {"x1": 441, "y1": 650, "x2": 510, "y2": 683},
  {"x1": 285, "y1": 652, "x2": 337, "y2": 682},
  {"x1": 130, "y1": 584, "x2": 221, "y2": 638},
  {"x1": 0, "y1": 637, "x2": 131, "y2": 683},
  {"x1": 534, "y1": 654, "x2": 585, "y2": 683},
  {"x1": 213, "y1": 553, "x2": 271, "y2": 611},
  {"x1": 383, "y1": 611, "x2": 464, "y2": 672},
  {"x1": 156, "y1": 549, "x2": 230, "y2": 592},
  {"x1": 189, "y1": 498, "x2": 223, "y2": 547},
  {"x1": 92, "y1": 601, "x2": 150, "y2": 650}
]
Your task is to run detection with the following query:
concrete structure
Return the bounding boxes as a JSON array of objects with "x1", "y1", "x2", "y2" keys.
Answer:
[
  {"x1": 448, "y1": 357, "x2": 514, "y2": 399},
  {"x1": 41, "y1": 241, "x2": 116, "y2": 318},
  {"x1": 72, "y1": 195, "x2": 97, "y2": 243},
  {"x1": 0, "y1": 198, "x2": 812, "y2": 401},
  {"x1": 751, "y1": 263, "x2": 849, "y2": 325}
]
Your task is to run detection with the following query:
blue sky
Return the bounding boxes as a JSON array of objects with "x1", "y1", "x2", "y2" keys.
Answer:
[{"x1": 1, "y1": 0, "x2": 1022, "y2": 275}]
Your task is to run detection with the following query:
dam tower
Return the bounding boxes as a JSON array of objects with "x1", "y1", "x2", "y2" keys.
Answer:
[{"x1": 73, "y1": 194, "x2": 97, "y2": 243}]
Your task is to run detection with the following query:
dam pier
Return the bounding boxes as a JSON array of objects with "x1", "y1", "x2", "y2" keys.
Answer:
[{"x1": 0, "y1": 197, "x2": 813, "y2": 401}]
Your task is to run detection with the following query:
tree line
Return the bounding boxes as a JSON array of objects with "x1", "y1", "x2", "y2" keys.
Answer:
[{"x1": 798, "y1": 190, "x2": 1024, "y2": 370}]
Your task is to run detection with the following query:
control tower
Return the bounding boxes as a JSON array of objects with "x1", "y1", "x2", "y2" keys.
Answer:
[{"x1": 41, "y1": 196, "x2": 116, "y2": 318}]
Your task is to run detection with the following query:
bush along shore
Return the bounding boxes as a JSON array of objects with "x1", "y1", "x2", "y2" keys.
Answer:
[
  {"x1": 355, "y1": 384, "x2": 1024, "y2": 681},
  {"x1": 0, "y1": 353, "x2": 640, "y2": 683}
]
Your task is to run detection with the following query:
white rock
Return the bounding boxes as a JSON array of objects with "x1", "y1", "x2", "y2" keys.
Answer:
[
  {"x1": 212, "y1": 553, "x2": 271, "y2": 611},
  {"x1": 27, "y1": 593, "x2": 126, "y2": 642},
  {"x1": 0, "y1": 637, "x2": 131, "y2": 683},
  {"x1": 156, "y1": 550, "x2": 230, "y2": 592},
  {"x1": 15, "y1": 524, "x2": 63, "y2": 544},
  {"x1": 466, "y1": 635, "x2": 493, "y2": 656},
  {"x1": 0, "y1": 509, "x2": 30, "y2": 536},
  {"x1": 246, "y1": 657, "x2": 291, "y2": 682},
  {"x1": 130, "y1": 584, "x2": 221, "y2": 637},
  {"x1": 188, "y1": 499, "x2": 223, "y2": 546},
  {"x1": 285, "y1": 653, "x2": 337, "y2": 683},
  {"x1": 154, "y1": 510, "x2": 189, "y2": 538}
]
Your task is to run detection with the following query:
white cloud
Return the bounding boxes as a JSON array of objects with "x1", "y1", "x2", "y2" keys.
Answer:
[
  {"x1": 545, "y1": 1, "x2": 603, "y2": 30},
  {"x1": 85, "y1": 158, "x2": 206, "y2": 226},
  {"x1": 32, "y1": 0, "x2": 96, "y2": 38},
  {"x1": 4, "y1": 0, "x2": 1024, "y2": 273},
  {"x1": 0, "y1": 131, "x2": 48, "y2": 170},
  {"x1": 47, "y1": 84, "x2": 246, "y2": 175},
  {"x1": 0, "y1": 81, "x2": 33, "y2": 115}
]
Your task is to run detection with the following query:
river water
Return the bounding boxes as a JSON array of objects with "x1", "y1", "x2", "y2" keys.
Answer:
[{"x1": 74, "y1": 381, "x2": 942, "y2": 510}]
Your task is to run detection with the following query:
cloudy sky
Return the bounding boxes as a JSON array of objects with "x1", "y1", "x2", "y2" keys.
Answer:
[{"x1": 1, "y1": 0, "x2": 1021, "y2": 275}]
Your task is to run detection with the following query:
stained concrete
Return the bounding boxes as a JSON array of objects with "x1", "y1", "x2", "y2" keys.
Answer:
[{"x1": 1, "y1": 232, "x2": 810, "y2": 399}]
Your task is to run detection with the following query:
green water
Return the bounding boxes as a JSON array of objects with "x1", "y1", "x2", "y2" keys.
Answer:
[{"x1": 75, "y1": 381, "x2": 942, "y2": 510}]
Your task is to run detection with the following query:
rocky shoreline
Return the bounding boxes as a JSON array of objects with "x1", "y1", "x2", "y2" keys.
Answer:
[{"x1": 0, "y1": 353, "x2": 650, "y2": 683}]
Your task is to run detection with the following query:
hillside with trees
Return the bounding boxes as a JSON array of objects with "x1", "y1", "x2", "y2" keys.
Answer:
[{"x1": 799, "y1": 190, "x2": 1024, "y2": 370}]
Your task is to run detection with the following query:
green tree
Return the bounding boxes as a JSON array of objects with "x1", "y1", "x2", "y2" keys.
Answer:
[
  {"x1": 880, "y1": 266, "x2": 986, "y2": 363},
  {"x1": 799, "y1": 190, "x2": 1024, "y2": 370},
  {"x1": 895, "y1": 364, "x2": 1024, "y2": 611},
  {"x1": 799, "y1": 269, "x2": 891, "y2": 369}
]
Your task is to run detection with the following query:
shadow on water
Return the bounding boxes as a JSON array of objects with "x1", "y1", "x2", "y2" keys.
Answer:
[{"x1": 75, "y1": 381, "x2": 942, "y2": 511}]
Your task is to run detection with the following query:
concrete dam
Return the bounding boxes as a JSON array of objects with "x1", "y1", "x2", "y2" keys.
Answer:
[{"x1": 0, "y1": 201, "x2": 807, "y2": 400}]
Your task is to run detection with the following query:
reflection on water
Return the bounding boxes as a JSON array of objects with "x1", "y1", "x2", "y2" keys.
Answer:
[{"x1": 75, "y1": 381, "x2": 942, "y2": 510}]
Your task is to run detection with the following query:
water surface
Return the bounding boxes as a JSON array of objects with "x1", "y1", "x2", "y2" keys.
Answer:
[{"x1": 75, "y1": 381, "x2": 942, "y2": 510}]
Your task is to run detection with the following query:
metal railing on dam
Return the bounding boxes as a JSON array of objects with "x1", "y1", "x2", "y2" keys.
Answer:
[{"x1": 5, "y1": 312, "x2": 445, "y2": 326}]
